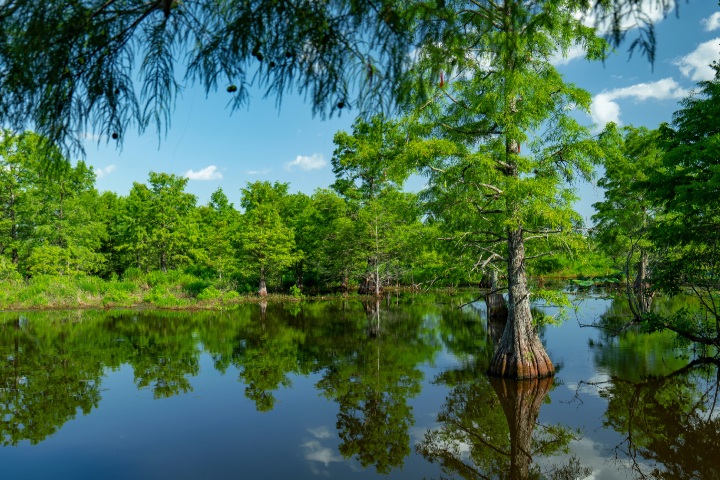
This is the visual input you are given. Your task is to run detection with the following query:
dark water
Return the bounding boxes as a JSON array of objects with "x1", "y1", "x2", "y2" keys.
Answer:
[{"x1": 0, "y1": 293, "x2": 718, "y2": 479}]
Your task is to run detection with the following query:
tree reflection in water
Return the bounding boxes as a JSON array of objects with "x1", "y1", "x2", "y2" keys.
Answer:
[
  {"x1": 580, "y1": 357, "x2": 720, "y2": 479},
  {"x1": 316, "y1": 298, "x2": 436, "y2": 473},
  {"x1": 418, "y1": 369, "x2": 589, "y2": 479}
]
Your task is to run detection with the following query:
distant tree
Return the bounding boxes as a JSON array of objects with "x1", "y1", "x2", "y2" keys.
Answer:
[
  {"x1": 331, "y1": 115, "x2": 422, "y2": 294},
  {"x1": 197, "y1": 188, "x2": 241, "y2": 282},
  {"x1": 25, "y1": 160, "x2": 106, "y2": 275},
  {"x1": 0, "y1": 130, "x2": 106, "y2": 276},
  {"x1": 0, "y1": 130, "x2": 41, "y2": 270},
  {"x1": 642, "y1": 67, "x2": 720, "y2": 346},
  {"x1": 237, "y1": 181, "x2": 299, "y2": 296},
  {"x1": 593, "y1": 124, "x2": 663, "y2": 319},
  {"x1": 118, "y1": 172, "x2": 198, "y2": 272},
  {"x1": 299, "y1": 188, "x2": 365, "y2": 291}
]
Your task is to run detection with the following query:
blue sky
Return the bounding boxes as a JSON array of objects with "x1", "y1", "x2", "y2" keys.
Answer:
[{"x1": 84, "y1": 1, "x2": 720, "y2": 222}]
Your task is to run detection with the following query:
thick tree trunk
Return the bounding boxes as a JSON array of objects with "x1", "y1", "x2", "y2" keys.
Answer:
[
  {"x1": 488, "y1": 228, "x2": 554, "y2": 379},
  {"x1": 485, "y1": 270, "x2": 508, "y2": 345},
  {"x1": 489, "y1": 376, "x2": 553, "y2": 479},
  {"x1": 258, "y1": 268, "x2": 268, "y2": 297}
]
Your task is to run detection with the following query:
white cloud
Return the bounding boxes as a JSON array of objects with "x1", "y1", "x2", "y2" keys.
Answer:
[
  {"x1": 246, "y1": 168, "x2": 272, "y2": 175},
  {"x1": 184, "y1": 165, "x2": 223, "y2": 181},
  {"x1": 674, "y1": 38, "x2": 720, "y2": 82},
  {"x1": 285, "y1": 153, "x2": 326, "y2": 171},
  {"x1": 702, "y1": 12, "x2": 720, "y2": 32},
  {"x1": 590, "y1": 77, "x2": 689, "y2": 128},
  {"x1": 580, "y1": 0, "x2": 673, "y2": 34},
  {"x1": 557, "y1": 1, "x2": 673, "y2": 66},
  {"x1": 551, "y1": 44, "x2": 587, "y2": 66},
  {"x1": 302, "y1": 441, "x2": 343, "y2": 466},
  {"x1": 308, "y1": 426, "x2": 334, "y2": 439},
  {"x1": 95, "y1": 164, "x2": 117, "y2": 179}
]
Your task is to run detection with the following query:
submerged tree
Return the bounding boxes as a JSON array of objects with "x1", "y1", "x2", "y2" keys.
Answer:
[
  {"x1": 641, "y1": 67, "x2": 720, "y2": 346},
  {"x1": 593, "y1": 124, "x2": 663, "y2": 320},
  {"x1": 407, "y1": 1, "x2": 606, "y2": 378}
]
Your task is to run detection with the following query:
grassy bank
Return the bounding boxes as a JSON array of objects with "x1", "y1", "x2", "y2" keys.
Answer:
[{"x1": 0, "y1": 271, "x2": 277, "y2": 310}]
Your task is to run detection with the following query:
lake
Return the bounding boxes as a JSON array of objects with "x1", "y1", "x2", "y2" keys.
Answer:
[{"x1": 0, "y1": 292, "x2": 717, "y2": 479}]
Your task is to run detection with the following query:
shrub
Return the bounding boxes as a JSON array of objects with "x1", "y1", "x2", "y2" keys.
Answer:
[
  {"x1": 197, "y1": 286, "x2": 222, "y2": 301},
  {"x1": 124, "y1": 267, "x2": 144, "y2": 282},
  {"x1": 185, "y1": 280, "x2": 211, "y2": 297},
  {"x1": 222, "y1": 290, "x2": 240, "y2": 301}
]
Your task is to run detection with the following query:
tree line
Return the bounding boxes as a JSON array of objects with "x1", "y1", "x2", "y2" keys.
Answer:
[{"x1": 0, "y1": 127, "x2": 447, "y2": 296}]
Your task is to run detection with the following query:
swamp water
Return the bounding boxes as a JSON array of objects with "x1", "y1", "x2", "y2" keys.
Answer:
[{"x1": 0, "y1": 293, "x2": 718, "y2": 479}]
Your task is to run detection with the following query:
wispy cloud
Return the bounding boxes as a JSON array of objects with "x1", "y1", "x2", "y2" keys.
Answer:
[
  {"x1": 95, "y1": 164, "x2": 117, "y2": 179},
  {"x1": 590, "y1": 77, "x2": 688, "y2": 128},
  {"x1": 702, "y1": 12, "x2": 720, "y2": 32},
  {"x1": 581, "y1": 0, "x2": 673, "y2": 34},
  {"x1": 674, "y1": 38, "x2": 720, "y2": 82},
  {"x1": 551, "y1": 44, "x2": 587, "y2": 66},
  {"x1": 554, "y1": 1, "x2": 673, "y2": 66},
  {"x1": 246, "y1": 168, "x2": 272, "y2": 175},
  {"x1": 184, "y1": 165, "x2": 223, "y2": 181},
  {"x1": 285, "y1": 153, "x2": 327, "y2": 171}
]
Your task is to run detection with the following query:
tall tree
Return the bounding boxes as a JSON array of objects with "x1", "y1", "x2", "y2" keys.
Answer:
[
  {"x1": 0, "y1": 130, "x2": 41, "y2": 270},
  {"x1": 593, "y1": 124, "x2": 663, "y2": 320},
  {"x1": 0, "y1": 130, "x2": 106, "y2": 276},
  {"x1": 118, "y1": 172, "x2": 198, "y2": 273},
  {"x1": 642, "y1": 67, "x2": 720, "y2": 346},
  {"x1": 237, "y1": 181, "x2": 299, "y2": 296},
  {"x1": 407, "y1": 1, "x2": 606, "y2": 378},
  {"x1": 197, "y1": 188, "x2": 241, "y2": 282},
  {"x1": 331, "y1": 115, "x2": 422, "y2": 294}
]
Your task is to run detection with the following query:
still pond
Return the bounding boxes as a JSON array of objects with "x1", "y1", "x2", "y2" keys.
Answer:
[{"x1": 0, "y1": 292, "x2": 718, "y2": 479}]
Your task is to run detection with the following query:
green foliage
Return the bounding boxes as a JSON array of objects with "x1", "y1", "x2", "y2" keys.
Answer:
[
  {"x1": 289, "y1": 285, "x2": 304, "y2": 299},
  {"x1": 197, "y1": 286, "x2": 222, "y2": 301},
  {"x1": 0, "y1": 0, "x2": 414, "y2": 156},
  {"x1": 635, "y1": 68, "x2": 720, "y2": 345},
  {"x1": 237, "y1": 181, "x2": 300, "y2": 293}
]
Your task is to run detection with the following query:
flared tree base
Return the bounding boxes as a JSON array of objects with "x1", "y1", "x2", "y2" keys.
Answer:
[{"x1": 487, "y1": 334, "x2": 554, "y2": 379}]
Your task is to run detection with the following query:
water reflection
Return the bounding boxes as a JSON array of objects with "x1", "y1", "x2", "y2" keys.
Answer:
[
  {"x1": 585, "y1": 356, "x2": 720, "y2": 479},
  {"x1": 417, "y1": 361, "x2": 588, "y2": 479},
  {"x1": 316, "y1": 298, "x2": 438, "y2": 473},
  {"x1": 0, "y1": 294, "x2": 719, "y2": 479}
]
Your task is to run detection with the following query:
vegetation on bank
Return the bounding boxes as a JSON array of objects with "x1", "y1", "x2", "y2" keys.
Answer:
[{"x1": 0, "y1": 254, "x2": 624, "y2": 311}]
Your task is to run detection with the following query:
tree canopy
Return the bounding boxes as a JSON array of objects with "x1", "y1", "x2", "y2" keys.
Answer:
[{"x1": 0, "y1": 0, "x2": 680, "y2": 155}]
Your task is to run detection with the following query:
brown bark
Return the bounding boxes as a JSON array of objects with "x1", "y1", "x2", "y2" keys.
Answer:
[
  {"x1": 485, "y1": 269, "x2": 508, "y2": 345},
  {"x1": 488, "y1": 228, "x2": 554, "y2": 379},
  {"x1": 258, "y1": 268, "x2": 268, "y2": 297},
  {"x1": 489, "y1": 376, "x2": 553, "y2": 479}
]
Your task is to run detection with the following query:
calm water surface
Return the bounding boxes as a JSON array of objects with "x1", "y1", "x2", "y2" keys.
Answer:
[{"x1": 1, "y1": 293, "x2": 717, "y2": 479}]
